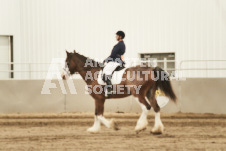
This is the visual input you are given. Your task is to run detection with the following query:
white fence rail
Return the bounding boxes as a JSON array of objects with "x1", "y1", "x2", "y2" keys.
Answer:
[{"x1": 0, "y1": 60, "x2": 226, "y2": 79}]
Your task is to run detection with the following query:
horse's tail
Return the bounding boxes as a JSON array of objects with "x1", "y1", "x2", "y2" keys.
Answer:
[{"x1": 146, "y1": 67, "x2": 177, "y2": 103}]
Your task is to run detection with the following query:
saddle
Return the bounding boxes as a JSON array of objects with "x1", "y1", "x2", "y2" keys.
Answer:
[
  {"x1": 97, "y1": 65, "x2": 127, "y2": 85},
  {"x1": 113, "y1": 65, "x2": 125, "y2": 72}
]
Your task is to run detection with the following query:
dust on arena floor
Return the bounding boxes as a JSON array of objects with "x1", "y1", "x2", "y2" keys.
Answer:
[{"x1": 0, "y1": 112, "x2": 225, "y2": 151}]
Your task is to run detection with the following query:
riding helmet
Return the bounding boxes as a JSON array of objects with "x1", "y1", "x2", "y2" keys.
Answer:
[{"x1": 116, "y1": 31, "x2": 125, "y2": 39}]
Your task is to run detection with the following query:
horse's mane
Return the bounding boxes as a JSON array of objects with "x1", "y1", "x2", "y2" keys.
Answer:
[{"x1": 74, "y1": 52, "x2": 103, "y2": 68}]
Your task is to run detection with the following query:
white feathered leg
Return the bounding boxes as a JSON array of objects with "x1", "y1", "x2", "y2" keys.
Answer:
[
  {"x1": 151, "y1": 112, "x2": 164, "y2": 134},
  {"x1": 135, "y1": 98, "x2": 149, "y2": 133},
  {"x1": 98, "y1": 115, "x2": 119, "y2": 130},
  {"x1": 87, "y1": 116, "x2": 101, "y2": 133}
]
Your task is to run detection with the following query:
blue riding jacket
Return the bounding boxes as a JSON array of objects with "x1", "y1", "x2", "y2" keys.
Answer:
[{"x1": 104, "y1": 41, "x2": 126, "y2": 66}]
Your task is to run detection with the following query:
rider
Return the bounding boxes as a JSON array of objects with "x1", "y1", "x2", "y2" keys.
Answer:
[{"x1": 102, "y1": 31, "x2": 126, "y2": 96}]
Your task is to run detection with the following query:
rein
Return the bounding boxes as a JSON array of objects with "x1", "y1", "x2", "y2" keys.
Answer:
[{"x1": 63, "y1": 58, "x2": 103, "y2": 77}]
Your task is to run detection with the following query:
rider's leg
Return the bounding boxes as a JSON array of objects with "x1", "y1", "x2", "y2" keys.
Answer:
[
  {"x1": 102, "y1": 74, "x2": 114, "y2": 96},
  {"x1": 103, "y1": 62, "x2": 119, "y2": 76},
  {"x1": 105, "y1": 75, "x2": 114, "y2": 94},
  {"x1": 102, "y1": 62, "x2": 120, "y2": 96}
]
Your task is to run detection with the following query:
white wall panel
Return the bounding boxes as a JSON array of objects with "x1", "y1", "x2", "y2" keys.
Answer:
[
  {"x1": 0, "y1": 0, "x2": 21, "y2": 78},
  {"x1": 0, "y1": 36, "x2": 10, "y2": 78},
  {"x1": 0, "y1": 0, "x2": 226, "y2": 78}
]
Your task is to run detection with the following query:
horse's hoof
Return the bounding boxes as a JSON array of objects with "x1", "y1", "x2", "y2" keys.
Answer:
[
  {"x1": 135, "y1": 121, "x2": 148, "y2": 134},
  {"x1": 135, "y1": 127, "x2": 147, "y2": 134},
  {"x1": 87, "y1": 127, "x2": 100, "y2": 133},
  {"x1": 110, "y1": 119, "x2": 120, "y2": 130},
  {"x1": 150, "y1": 125, "x2": 164, "y2": 135}
]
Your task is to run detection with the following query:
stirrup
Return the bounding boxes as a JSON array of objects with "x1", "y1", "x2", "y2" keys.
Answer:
[
  {"x1": 104, "y1": 87, "x2": 115, "y2": 97},
  {"x1": 105, "y1": 89, "x2": 111, "y2": 97}
]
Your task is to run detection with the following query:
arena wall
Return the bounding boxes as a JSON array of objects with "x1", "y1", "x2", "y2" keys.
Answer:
[
  {"x1": 1, "y1": 0, "x2": 226, "y2": 79},
  {"x1": 0, "y1": 78, "x2": 225, "y2": 114}
]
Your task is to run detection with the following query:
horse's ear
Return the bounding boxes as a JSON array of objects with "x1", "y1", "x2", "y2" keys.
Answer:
[
  {"x1": 73, "y1": 50, "x2": 76, "y2": 53},
  {"x1": 66, "y1": 50, "x2": 69, "y2": 55}
]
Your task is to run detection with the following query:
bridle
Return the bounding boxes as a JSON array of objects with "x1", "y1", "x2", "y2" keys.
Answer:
[{"x1": 63, "y1": 62, "x2": 71, "y2": 78}]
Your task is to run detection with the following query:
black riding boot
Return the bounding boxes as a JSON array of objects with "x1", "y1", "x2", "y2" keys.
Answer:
[
  {"x1": 106, "y1": 76, "x2": 113, "y2": 94},
  {"x1": 102, "y1": 74, "x2": 114, "y2": 97}
]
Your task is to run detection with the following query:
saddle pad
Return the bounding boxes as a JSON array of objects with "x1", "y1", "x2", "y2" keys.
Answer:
[{"x1": 97, "y1": 68, "x2": 127, "y2": 85}]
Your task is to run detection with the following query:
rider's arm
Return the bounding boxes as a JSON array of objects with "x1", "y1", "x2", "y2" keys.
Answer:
[
  {"x1": 109, "y1": 44, "x2": 121, "y2": 58},
  {"x1": 104, "y1": 43, "x2": 124, "y2": 63}
]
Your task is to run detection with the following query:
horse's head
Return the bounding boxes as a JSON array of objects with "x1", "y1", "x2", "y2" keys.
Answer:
[
  {"x1": 62, "y1": 50, "x2": 77, "y2": 80},
  {"x1": 61, "y1": 50, "x2": 99, "y2": 80}
]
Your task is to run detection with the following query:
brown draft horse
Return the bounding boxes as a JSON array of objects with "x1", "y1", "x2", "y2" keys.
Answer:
[{"x1": 62, "y1": 50, "x2": 176, "y2": 134}]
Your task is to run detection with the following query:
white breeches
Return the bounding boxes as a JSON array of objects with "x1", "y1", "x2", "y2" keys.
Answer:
[{"x1": 103, "y1": 62, "x2": 120, "y2": 76}]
